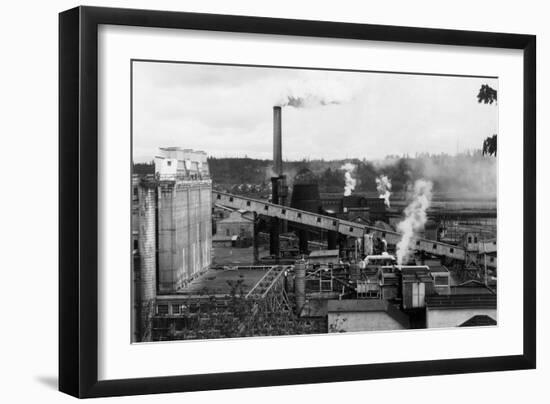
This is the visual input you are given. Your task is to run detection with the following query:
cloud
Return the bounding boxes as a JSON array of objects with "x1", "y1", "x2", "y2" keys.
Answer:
[{"x1": 132, "y1": 62, "x2": 498, "y2": 162}]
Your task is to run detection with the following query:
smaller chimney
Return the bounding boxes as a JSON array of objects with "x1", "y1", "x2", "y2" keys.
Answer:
[{"x1": 273, "y1": 106, "x2": 282, "y2": 176}]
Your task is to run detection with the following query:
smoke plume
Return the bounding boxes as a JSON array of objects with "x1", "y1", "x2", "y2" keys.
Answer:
[
  {"x1": 375, "y1": 175, "x2": 392, "y2": 207},
  {"x1": 279, "y1": 94, "x2": 341, "y2": 108},
  {"x1": 396, "y1": 179, "x2": 433, "y2": 265},
  {"x1": 341, "y1": 163, "x2": 356, "y2": 196}
]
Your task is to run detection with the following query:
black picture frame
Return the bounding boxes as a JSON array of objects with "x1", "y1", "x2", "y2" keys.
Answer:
[{"x1": 59, "y1": 5, "x2": 536, "y2": 398}]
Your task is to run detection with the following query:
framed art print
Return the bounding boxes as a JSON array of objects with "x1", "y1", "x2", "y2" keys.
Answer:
[{"x1": 59, "y1": 6, "x2": 536, "y2": 398}]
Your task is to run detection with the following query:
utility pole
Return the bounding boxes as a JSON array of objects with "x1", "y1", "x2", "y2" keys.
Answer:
[{"x1": 483, "y1": 235, "x2": 488, "y2": 286}]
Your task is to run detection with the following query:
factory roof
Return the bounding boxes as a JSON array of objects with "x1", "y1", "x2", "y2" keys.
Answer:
[
  {"x1": 459, "y1": 315, "x2": 497, "y2": 327},
  {"x1": 449, "y1": 286, "x2": 495, "y2": 295},
  {"x1": 366, "y1": 253, "x2": 396, "y2": 261},
  {"x1": 217, "y1": 210, "x2": 254, "y2": 224},
  {"x1": 214, "y1": 203, "x2": 234, "y2": 212},
  {"x1": 328, "y1": 299, "x2": 387, "y2": 312},
  {"x1": 428, "y1": 265, "x2": 450, "y2": 274},
  {"x1": 449, "y1": 278, "x2": 497, "y2": 292},
  {"x1": 373, "y1": 221, "x2": 394, "y2": 232},
  {"x1": 309, "y1": 249, "x2": 339, "y2": 258},
  {"x1": 350, "y1": 215, "x2": 370, "y2": 224},
  {"x1": 401, "y1": 266, "x2": 433, "y2": 283},
  {"x1": 426, "y1": 294, "x2": 497, "y2": 310}
]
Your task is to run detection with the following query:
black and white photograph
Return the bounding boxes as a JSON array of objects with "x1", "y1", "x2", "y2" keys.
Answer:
[
  {"x1": 1, "y1": 0, "x2": 544, "y2": 401},
  {"x1": 131, "y1": 61, "x2": 498, "y2": 342}
]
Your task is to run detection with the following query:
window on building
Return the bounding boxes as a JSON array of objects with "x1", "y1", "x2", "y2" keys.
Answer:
[
  {"x1": 434, "y1": 276, "x2": 449, "y2": 286},
  {"x1": 133, "y1": 239, "x2": 138, "y2": 251},
  {"x1": 167, "y1": 161, "x2": 172, "y2": 166},
  {"x1": 157, "y1": 305, "x2": 168, "y2": 315},
  {"x1": 474, "y1": 236, "x2": 478, "y2": 243},
  {"x1": 226, "y1": 229, "x2": 230, "y2": 236},
  {"x1": 468, "y1": 236, "x2": 472, "y2": 243},
  {"x1": 172, "y1": 304, "x2": 181, "y2": 315}
]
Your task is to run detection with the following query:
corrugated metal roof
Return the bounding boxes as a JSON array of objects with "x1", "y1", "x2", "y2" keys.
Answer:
[
  {"x1": 328, "y1": 299, "x2": 387, "y2": 312},
  {"x1": 426, "y1": 294, "x2": 496, "y2": 309},
  {"x1": 401, "y1": 266, "x2": 433, "y2": 283},
  {"x1": 459, "y1": 315, "x2": 497, "y2": 327},
  {"x1": 449, "y1": 286, "x2": 495, "y2": 295},
  {"x1": 428, "y1": 265, "x2": 450, "y2": 274}
]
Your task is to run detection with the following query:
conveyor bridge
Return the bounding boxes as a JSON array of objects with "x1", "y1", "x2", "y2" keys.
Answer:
[{"x1": 213, "y1": 191, "x2": 496, "y2": 268}]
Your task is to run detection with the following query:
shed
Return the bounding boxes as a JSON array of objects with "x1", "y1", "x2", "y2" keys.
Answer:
[{"x1": 216, "y1": 209, "x2": 254, "y2": 239}]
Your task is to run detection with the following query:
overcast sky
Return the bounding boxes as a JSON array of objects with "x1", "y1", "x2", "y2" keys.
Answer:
[{"x1": 132, "y1": 61, "x2": 498, "y2": 163}]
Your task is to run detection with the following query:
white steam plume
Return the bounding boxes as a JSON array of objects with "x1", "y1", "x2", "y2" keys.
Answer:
[
  {"x1": 375, "y1": 175, "x2": 392, "y2": 207},
  {"x1": 396, "y1": 180, "x2": 433, "y2": 266},
  {"x1": 341, "y1": 163, "x2": 356, "y2": 196}
]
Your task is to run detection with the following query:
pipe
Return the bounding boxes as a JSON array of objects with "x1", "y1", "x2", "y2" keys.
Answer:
[
  {"x1": 253, "y1": 212, "x2": 259, "y2": 264},
  {"x1": 270, "y1": 177, "x2": 280, "y2": 257},
  {"x1": 298, "y1": 229, "x2": 309, "y2": 254},
  {"x1": 294, "y1": 260, "x2": 306, "y2": 315}
]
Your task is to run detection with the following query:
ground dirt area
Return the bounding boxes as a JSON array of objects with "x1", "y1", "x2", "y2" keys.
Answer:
[
  {"x1": 179, "y1": 268, "x2": 268, "y2": 295},
  {"x1": 212, "y1": 246, "x2": 270, "y2": 265}
]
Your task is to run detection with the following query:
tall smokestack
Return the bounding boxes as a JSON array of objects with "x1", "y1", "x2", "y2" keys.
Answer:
[{"x1": 273, "y1": 106, "x2": 282, "y2": 176}]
